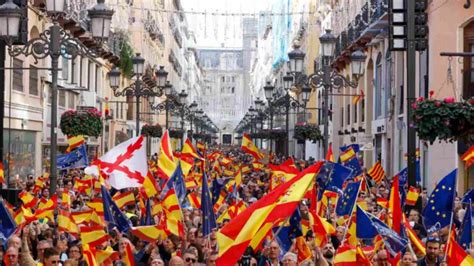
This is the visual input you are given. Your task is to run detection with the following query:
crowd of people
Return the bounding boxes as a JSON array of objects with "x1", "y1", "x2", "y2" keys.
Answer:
[{"x1": 0, "y1": 142, "x2": 473, "y2": 266}]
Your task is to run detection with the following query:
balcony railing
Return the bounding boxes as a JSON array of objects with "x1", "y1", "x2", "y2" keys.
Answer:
[{"x1": 332, "y1": 0, "x2": 388, "y2": 69}]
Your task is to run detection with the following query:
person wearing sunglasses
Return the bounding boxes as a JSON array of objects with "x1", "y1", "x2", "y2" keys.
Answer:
[
  {"x1": 43, "y1": 248, "x2": 61, "y2": 266},
  {"x1": 182, "y1": 249, "x2": 198, "y2": 266},
  {"x1": 417, "y1": 236, "x2": 441, "y2": 266}
]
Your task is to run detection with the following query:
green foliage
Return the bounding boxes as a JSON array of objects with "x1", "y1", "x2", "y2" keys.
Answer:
[
  {"x1": 141, "y1": 124, "x2": 163, "y2": 138},
  {"x1": 60, "y1": 109, "x2": 103, "y2": 137},
  {"x1": 119, "y1": 42, "x2": 134, "y2": 78},
  {"x1": 412, "y1": 97, "x2": 474, "y2": 144},
  {"x1": 169, "y1": 129, "x2": 184, "y2": 139},
  {"x1": 293, "y1": 124, "x2": 323, "y2": 143}
]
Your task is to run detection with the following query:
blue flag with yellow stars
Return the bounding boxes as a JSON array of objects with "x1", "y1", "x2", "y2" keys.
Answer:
[
  {"x1": 342, "y1": 157, "x2": 362, "y2": 178},
  {"x1": 57, "y1": 143, "x2": 89, "y2": 170},
  {"x1": 101, "y1": 186, "x2": 132, "y2": 233},
  {"x1": 336, "y1": 181, "x2": 361, "y2": 217},
  {"x1": 461, "y1": 188, "x2": 474, "y2": 204},
  {"x1": 272, "y1": 208, "x2": 303, "y2": 256},
  {"x1": 356, "y1": 205, "x2": 378, "y2": 239},
  {"x1": 458, "y1": 202, "x2": 472, "y2": 250},
  {"x1": 370, "y1": 213, "x2": 408, "y2": 256},
  {"x1": 0, "y1": 199, "x2": 16, "y2": 241},
  {"x1": 160, "y1": 163, "x2": 187, "y2": 206},
  {"x1": 422, "y1": 169, "x2": 457, "y2": 231},
  {"x1": 316, "y1": 162, "x2": 352, "y2": 198},
  {"x1": 201, "y1": 173, "x2": 217, "y2": 236}
]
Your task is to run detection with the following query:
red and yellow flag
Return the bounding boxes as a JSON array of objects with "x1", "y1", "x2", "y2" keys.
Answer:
[
  {"x1": 461, "y1": 145, "x2": 474, "y2": 168},
  {"x1": 140, "y1": 172, "x2": 159, "y2": 199},
  {"x1": 446, "y1": 232, "x2": 474, "y2": 265},
  {"x1": 216, "y1": 162, "x2": 323, "y2": 265},
  {"x1": 123, "y1": 242, "x2": 136, "y2": 266},
  {"x1": 352, "y1": 89, "x2": 364, "y2": 105},
  {"x1": 157, "y1": 130, "x2": 177, "y2": 180},
  {"x1": 80, "y1": 225, "x2": 110, "y2": 246},
  {"x1": 112, "y1": 191, "x2": 136, "y2": 209},
  {"x1": 388, "y1": 175, "x2": 402, "y2": 234},
  {"x1": 367, "y1": 161, "x2": 385, "y2": 184},
  {"x1": 406, "y1": 186, "x2": 420, "y2": 206},
  {"x1": 131, "y1": 225, "x2": 167, "y2": 242},
  {"x1": 326, "y1": 144, "x2": 335, "y2": 162},
  {"x1": 19, "y1": 191, "x2": 38, "y2": 208},
  {"x1": 182, "y1": 138, "x2": 202, "y2": 160},
  {"x1": 66, "y1": 135, "x2": 85, "y2": 153},
  {"x1": 58, "y1": 210, "x2": 79, "y2": 236},
  {"x1": 0, "y1": 163, "x2": 4, "y2": 184},
  {"x1": 241, "y1": 133, "x2": 263, "y2": 160}
]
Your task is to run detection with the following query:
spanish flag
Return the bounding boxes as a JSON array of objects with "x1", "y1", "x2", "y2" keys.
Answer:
[
  {"x1": 406, "y1": 186, "x2": 420, "y2": 206},
  {"x1": 326, "y1": 144, "x2": 335, "y2": 162},
  {"x1": 446, "y1": 232, "x2": 474, "y2": 265},
  {"x1": 216, "y1": 162, "x2": 323, "y2": 265},
  {"x1": 241, "y1": 133, "x2": 263, "y2": 160},
  {"x1": 66, "y1": 135, "x2": 85, "y2": 153},
  {"x1": 333, "y1": 244, "x2": 358, "y2": 265},
  {"x1": 0, "y1": 163, "x2": 4, "y2": 184},
  {"x1": 157, "y1": 130, "x2": 177, "y2": 180},
  {"x1": 339, "y1": 147, "x2": 356, "y2": 163},
  {"x1": 352, "y1": 89, "x2": 364, "y2": 105},
  {"x1": 402, "y1": 214, "x2": 426, "y2": 256},
  {"x1": 388, "y1": 175, "x2": 402, "y2": 234},
  {"x1": 367, "y1": 161, "x2": 385, "y2": 184},
  {"x1": 182, "y1": 138, "x2": 202, "y2": 160},
  {"x1": 188, "y1": 192, "x2": 201, "y2": 209},
  {"x1": 112, "y1": 191, "x2": 136, "y2": 209},
  {"x1": 58, "y1": 210, "x2": 79, "y2": 236},
  {"x1": 80, "y1": 225, "x2": 110, "y2": 246},
  {"x1": 123, "y1": 242, "x2": 136, "y2": 266},
  {"x1": 86, "y1": 199, "x2": 104, "y2": 215},
  {"x1": 72, "y1": 210, "x2": 94, "y2": 224},
  {"x1": 131, "y1": 225, "x2": 167, "y2": 242},
  {"x1": 140, "y1": 173, "x2": 159, "y2": 198},
  {"x1": 83, "y1": 244, "x2": 119, "y2": 266},
  {"x1": 461, "y1": 145, "x2": 474, "y2": 168},
  {"x1": 19, "y1": 191, "x2": 38, "y2": 208},
  {"x1": 310, "y1": 210, "x2": 335, "y2": 247}
]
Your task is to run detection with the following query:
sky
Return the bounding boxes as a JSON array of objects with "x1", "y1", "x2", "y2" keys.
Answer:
[{"x1": 181, "y1": 0, "x2": 272, "y2": 47}]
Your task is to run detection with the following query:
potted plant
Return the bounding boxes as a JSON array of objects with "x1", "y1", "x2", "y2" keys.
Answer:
[
  {"x1": 141, "y1": 124, "x2": 163, "y2": 138},
  {"x1": 169, "y1": 128, "x2": 184, "y2": 139},
  {"x1": 60, "y1": 108, "x2": 103, "y2": 137},
  {"x1": 412, "y1": 95, "x2": 474, "y2": 144},
  {"x1": 294, "y1": 123, "x2": 323, "y2": 143}
]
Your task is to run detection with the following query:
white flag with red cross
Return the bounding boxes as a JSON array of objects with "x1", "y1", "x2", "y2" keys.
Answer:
[{"x1": 85, "y1": 136, "x2": 147, "y2": 189}]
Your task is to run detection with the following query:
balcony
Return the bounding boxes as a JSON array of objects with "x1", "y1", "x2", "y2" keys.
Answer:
[
  {"x1": 144, "y1": 12, "x2": 165, "y2": 47},
  {"x1": 332, "y1": 0, "x2": 388, "y2": 71}
]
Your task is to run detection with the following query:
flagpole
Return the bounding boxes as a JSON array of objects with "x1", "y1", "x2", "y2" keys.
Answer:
[{"x1": 442, "y1": 174, "x2": 457, "y2": 262}]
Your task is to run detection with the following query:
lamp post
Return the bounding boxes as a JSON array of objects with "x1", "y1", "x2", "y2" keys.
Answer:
[
  {"x1": 108, "y1": 58, "x2": 168, "y2": 137},
  {"x1": 0, "y1": 0, "x2": 114, "y2": 194},
  {"x1": 188, "y1": 101, "x2": 198, "y2": 139},
  {"x1": 264, "y1": 82, "x2": 275, "y2": 153},
  {"x1": 178, "y1": 90, "x2": 188, "y2": 147},
  {"x1": 287, "y1": 29, "x2": 366, "y2": 156}
]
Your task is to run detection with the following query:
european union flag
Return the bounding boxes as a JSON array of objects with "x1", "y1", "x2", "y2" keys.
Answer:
[
  {"x1": 0, "y1": 200, "x2": 16, "y2": 241},
  {"x1": 101, "y1": 186, "x2": 132, "y2": 233},
  {"x1": 422, "y1": 169, "x2": 457, "y2": 231},
  {"x1": 356, "y1": 206, "x2": 378, "y2": 239},
  {"x1": 57, "y1": 144, "x2": 89, "y2": 170},
  {"x1": 212, "y1": 178, "x2": 229, "y2": 205},
  {"x1": 461, "y1": 188, "x2": 474, "y2": 204},
  {"x1": 161, "y1": 163, "x2": 187, "y2": 206},
  {"x1": 458, "y1": 202, "x2": 472, "y2": 250},
  {"x1": 140, "y1": 199, "x2": 153, "y2": 226},
  {"x1": 370, "y1": 214, "x2": 408, "y2": 256},
  {"x1": 342, "y1": 157, "x2": 362, "y2": 178},
  {"x1": 397, "y1": 161, "x2": 421, "y2": 187},
  {"x1": 316, "y1": 162, "x2": 352, "y2": 198},
  {"x1": 336, "y1": 181, "x2": 361, "y2": 217},
  {"x1": 201, "y1": 173, "x2": 217, "y2": 236},
  {"x1": 272, "y1": 208, "x2": 303, "y2": 256}
]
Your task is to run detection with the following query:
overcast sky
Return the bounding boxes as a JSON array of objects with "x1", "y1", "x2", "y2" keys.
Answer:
[{"x1": 181, "y1": 0, "x2": 272, "y2": 47}]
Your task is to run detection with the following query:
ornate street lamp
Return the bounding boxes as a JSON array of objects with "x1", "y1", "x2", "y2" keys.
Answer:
[
  {"x1": 288, "y1": 42, "x2": 305, "y2": 74},
  {"x1": 132, "y1": 53, "x2": 145, "y2": 76},
  {"x1": 264, "y1": 81, "x2": 275, "y2": 101},
  {"x1": 350, "y1": 50, "x2": 367, "y2": 77},
  {"x1": 319, "y1": 29, "x2": 337, "y2": 58},
  {"x1": 108, "y1": 67, "x2": 121, "y2": 88},
  {"x1": 155, "y1": 66, "x2": 168, "y2": 88},
  {"x1": 0, "y1": 0, "x2": 114, "y2": 194}
]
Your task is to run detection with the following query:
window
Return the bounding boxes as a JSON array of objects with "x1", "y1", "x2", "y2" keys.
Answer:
[
  {"x1": 347, "y1": 104, "x2": 350, "y2": 125},
  {"x1": 361, "y1": 99, "x2": 365, "y2": 122},
  {"x1": 340, "y1": 107, "x2": 344, "y2": 127},
  {"x1": 13, "y1": 59, "x2": 23, "y2": 92},
  {"x1": 221, "y1": 76, "x2": 225, "y2": 83},
  {"x1": 463, "y1": 21, "x2": 474, "y2": 99},
  {"x1": 68, "y1": 92, "x2": 75, "y2": 109},
  {"x1": 232, "y1": 76, "x2": 235, "y2": 82},
  {"x1": 354, "y1": 103, "x2": 358, "y2": 123},
  {"x1": 375, "y1": 54, "x2": 383, "y2": 118},
  {"x1": 59, "y1": 90, "x2": 66, "y2": 107},
  {"x1": 62, "y1": 57, "x2": 69, "y2": 81},
  {"x1": 231, "y1": 87, "x2": 235, "y2": 93},
  {"x1": 29, "y1": 65, "x2": 38, "y2": 95}
]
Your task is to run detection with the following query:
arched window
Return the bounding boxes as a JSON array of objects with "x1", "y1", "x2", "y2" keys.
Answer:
[
  {"x1": 463, "y1": 21, "x2": 474, "y2": 99},
  {"x1": 375, "y1": 53, "x2": 383, "y2": 119}
]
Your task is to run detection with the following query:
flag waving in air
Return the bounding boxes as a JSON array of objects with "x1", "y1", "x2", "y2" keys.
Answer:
[
  {"x1": 157, "y1": 130, "x2": 177, "y2": 180},
  {"x1": 241, "y1": 133, "x2": 263, "y2": 160},
  {"x1": 85, "y1": 136, "x2": 147, "y2": 189}
]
